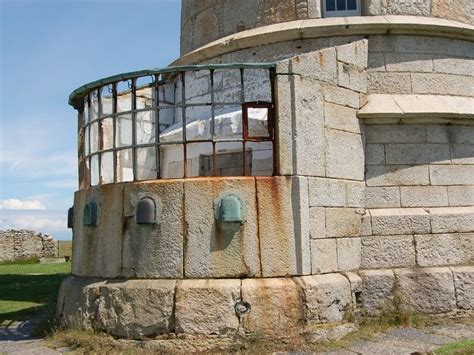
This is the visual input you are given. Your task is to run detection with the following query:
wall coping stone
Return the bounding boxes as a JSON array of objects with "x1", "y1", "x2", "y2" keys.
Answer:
[
  {"x1": 173, "y1": 16, "x2": 474, "y2": 65},
  {"x1": 358, "y1": 94, "x2": 474, "y2": 123}
]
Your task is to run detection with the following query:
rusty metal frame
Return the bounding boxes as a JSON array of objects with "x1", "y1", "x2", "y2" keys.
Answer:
[{"x1": 75, "y1": 64, "x2": 277, "y2": 188}]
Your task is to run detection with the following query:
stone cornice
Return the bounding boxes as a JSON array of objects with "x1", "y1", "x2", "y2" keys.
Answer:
[{"x1": 174, "y1": 16, "x2": 474, "y2": 65}]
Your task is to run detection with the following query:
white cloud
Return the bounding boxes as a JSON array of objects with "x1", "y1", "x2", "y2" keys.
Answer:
[{"x1": 0, "y1": 199, "x2": 46, "y2": 210}]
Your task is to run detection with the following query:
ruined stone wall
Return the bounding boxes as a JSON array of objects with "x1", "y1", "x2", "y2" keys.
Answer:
[
  {"x1": 0, "y1": 230, "x2": 58, "y2": 261},
  {"x1": 181, "y1": 0, "x2": 474, "y2": 54}
]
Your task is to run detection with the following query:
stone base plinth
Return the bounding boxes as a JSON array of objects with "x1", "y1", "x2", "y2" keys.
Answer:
[{"x1": 56, "y1": 267, "x2": 474, "y2": 339}]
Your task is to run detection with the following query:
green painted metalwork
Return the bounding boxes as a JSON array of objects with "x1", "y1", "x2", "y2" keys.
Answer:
[
  {"x1": 69, "y1": 63, "x2": 276, "y2": 109},
  {"x1": 217, "y1": 194, "x2": 243, "y2": 224}
]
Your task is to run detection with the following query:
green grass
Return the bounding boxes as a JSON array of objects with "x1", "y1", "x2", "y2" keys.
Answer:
[
  {"x1": 0, "y1": 260, "x2": 71, "y2": 326},
  {"x1": 435, "y1": 339, "x2": 474, "y2": 355},
  {"x1": 58, "y1": 241, "x2": 72, "y2": 258}
]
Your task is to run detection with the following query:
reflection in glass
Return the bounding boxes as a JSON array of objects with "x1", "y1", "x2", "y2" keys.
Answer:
[
  {"x1": 137, "y1": 147, "x2": 156, "y2": 180},
  {"x1": 159, "y1": 108, "x2": 183, "y2": 143},
  {"x1": 326, "y1": 0, "x2": 336, "y2": 11},
  {"x1": 136, "y1": 110, "x2": 155, "y2": 145},
  {"x1": 102, "y1": 118, "x2": 114, "y2": 150},
  {"x1": 337, "y1": 0, "x2": 346, "y2": 10},
  {"x1": 90, "y1": 122, "x2": 99, "y2": 153},
  {"x1": 185, "y1": 70, "x2": 211, "y2": 104},
  {"x1": 83, "y1": 99, "x2": 89, "y2": 123},
  {"x1": 116, "y1": 81, "x2": 132, "y2": 112},
  {"x1": 187, "y1": 142, "x2": 213, "y2": 177},
  {"x1": 101, "y1": 152, "x2": 114, "y2": 184},
  {"x1": 246, "y1": 141, "x2": 273, "y2": 176},
  {"x1": 101, "y1": 86, "x2": 113, "y2": 116},
  {"x1": 186, "y1": 105, "x2": 212, "y2": 141},
  {"x1": 213, "y1": 105, "x2": 243, "y2": 140},
  {"x1": 347, "y1": 0, "x2": 357, "y2": 10},
  {"x1": 244, "y1": 69, "x2": 271, "y2": 102},
  {"x1": 160, "y1": 144, "x2": 184, "y2": 179},
  {"x1": 215, "y1": 142, "x2": 246, "y2": 176},
  {"x1": 84, "y1": 125, "x2": 90, "y2": 156},
  {"x1": 91, "y1": 155, "x2": 99, "y2": 186},
  {"x1": 247, "y1": 107, "x2": 270, "y2": 138},
  {"x1": 90, "y1": 91, "x2": 99, "y2": 121},
  {"x1": 116, "y1": 114, "x2": 133, "y2": 147},
  {"x1": 117, "y1": 149, "x2": 133, "y2": 182},
  {"x1": 136, "y1": 86, "x2": 155, "y2": 110}
]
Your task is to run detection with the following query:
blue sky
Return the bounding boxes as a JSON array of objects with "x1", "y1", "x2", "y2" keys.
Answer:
[{"x1": 0, "y1": 0, "x2": 181, "y2": 239}]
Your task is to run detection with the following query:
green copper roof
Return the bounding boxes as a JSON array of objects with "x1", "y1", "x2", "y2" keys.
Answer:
[{"x1": 68, "y1": 63, "x2": 276, "y2": 110}]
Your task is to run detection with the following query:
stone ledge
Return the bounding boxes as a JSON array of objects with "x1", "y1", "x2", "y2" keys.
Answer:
[
  {"x1": 358, "y1": 94, "x2": 474, "y2": 123},
  {"x1": 174, "y1": 16, "x2": 474, "y2": 64}
]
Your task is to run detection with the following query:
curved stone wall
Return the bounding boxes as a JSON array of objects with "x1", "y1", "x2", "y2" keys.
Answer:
[{"x1": 181, "y1": 0, "x2": 474, "y2": 54}]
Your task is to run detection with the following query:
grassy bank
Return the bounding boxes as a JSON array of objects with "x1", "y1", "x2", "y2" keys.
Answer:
[{"x1": 0, "y1": 259, "x2": 71, "y2": 327}]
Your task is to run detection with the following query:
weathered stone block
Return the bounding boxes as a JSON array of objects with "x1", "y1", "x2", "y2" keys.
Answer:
[
  {"x1": 365, "y1": 144, "x2": 385, "y2": 165},
  {"x1": 257, "y1": 176, "x2": 311, "y2": 277},
  {"x1": 452, "y1": 266, "x2": 474, "y2": 310},
  {"x1": 337, "y1": 238, "x2": 361, "y2": 271},
  {"x1": 392, "y1": 36, "x2": 464, "y2": 56},
  {"x1": 292, "y1": 47, "x2": 337, "y2": 83},
  {"x1": 311, "y1": 239, "x2": 337, "y2": 274},
  {"x1": 430, "y1": 207, "x2": 474, "y2": 233},
  {"x1": 451, "y1": 144, "x2": 474, "y2": 165},
  {"x1": 400, "y1": 186, "x2": 449, "y2": 208},
  {"x1": 359, "y1": 269, "x2": 395, "y2": 315},
  {"x1": 309, "y1": 178, "x2": 345, "y2": 207},
  {"x1": 336, "y1": 40, "x2": 368, "y2": 69},
  {"x1": 96, "y1": 280, "x2": 176, "y2": 338},
  {"x1": 361, "y1": 235, "x2": 415, "y2": 269},
  {"x1": 276, "y1": 68, "x2": 295, "y2": 175},
  {"x1": 365, "y1": 187, "x2": 401, "y2": 208},
  {"x1": 122, "y1": 181, "x2": 184, "y2": 278},
  {"x1": 298, "y1": 274, "x2": 352, "y2": 324},
  {"x1": 184, "y1": 178, "x2": 261, "y2": 278},
  {"x1": 241, "y1": 278, "x2": 304, "y2": 335},
  {"x1": 370, "y1": 208, "x2": 431, "y2": 235},
  {"x1": 323, "y1": 83, "x2": 360, "y2": 109},
  {"x1": 366, "y1": 165, "x2": 430, "y2": 186},
  {"x1": 368, "y1": 72, "x2": 412, "y2": 94},
  {"x1": 365, "y1": 125, "x2": 426, "y2": 143},
  {"x1": 326, "y1": 208, "x2": 362, "y2": 238},
  {"x1": 433, "y1": 56, "x2": 474, "y2": 76},
  {"x1": 386, "y1": 0, "x2": 432, "y2": 16},
  {"x1": 427, "y1": 125, "x2": 450, "y2": 143},
  {"x1": 309, "y1": 207, "x2": 326, "y2": 239},
  {"x1": 395, "y1": 268, "x2": 456, "y2": 314},
  {"x1": 324, "y1": 102, "x2": 361, "y2": 134},
  {"x1": 175, "y1": 279, "x2": 240, "y2": 335},
  {"x1": 368, "y1": 52, "x2": 386, "y2": 72},
  {"x1": 448, "y1": 186, "x2": 474, "y2": 207},
  {"x1": 385, "y1": 53, "x2": 433, "y2": 73},
  {"x1": 416, "y1": 233, "x2": 474, "y2": 267},
  {"x1": 361, "y1": 213, "x2": 373, "y2": 236},
  {"x1": 432, "y1": 0, "x2": 473, "y2": 26},
  {"x1": 338, "y1": 62, "x2": 368, "y2": 93},
  {"x1": 430, "y1": 166, "x2": 474, "y2": 185},
  {"x1": 325, "y1": 129, "x2": 364, "y2": 181},
  {"x1": 411, "y1": 73, "x2": 474, "y2": 97},
  {"x1": 450, "y1": 126, "x2": 474, "y2": 144},
  {"x1": 385, "y1": 144, "x2": 451, "y2": 165},
  {"x1": 346, "y1": 181, "x2": 365, "y2": 208}
]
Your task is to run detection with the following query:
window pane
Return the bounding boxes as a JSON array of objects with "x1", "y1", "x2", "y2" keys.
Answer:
[
  {"x1": 101, "y1": 152, "x2": 114, "y2": 184},
  {"x1": 100, "y1": 86, "x2": 113, "y2": 116},
  {"x1": 84, "y1": 126, "x2": 90, "y2": 156},
  {"x1": 247, "y1": 107, "x2": 270, "y2": 138},
  {"x1": 214, "y1": 105, "x2": 242, "y2": 140},
  {"x1": 117, "y1": 81, "x2": 132, "y2": 112},
  {"x1": 117, "y1": 149, "x2": 133, "y2": 182},
  {"x1": 102, "y1": 118, "x2": 113, "y2": 150},
  {"x1": 160, "y1": 144, "x2": 184, "y2": 179},
  {"x1": 158, "y1": 81, "x2": 175, "y2": 108},
  {"x1": 337, "y1": 0, "x2": 346, "y2": 11},
  {"x1": 213, "y1": 69, "x2": 242, "y2": 104},
  {"x1": 90, "y1": 91, "x2": 99, "y2": 121},
  {"x1": 116, "y1": 114, "x2": 132, "y2": 147},
  {"x1": 136, "y1": 86, "x2": 155, "y2": 110},
  {"x1": 347, "y1": 0, "x2": 357, "y2": 10},
  {"x1": 159, "y1": 108, "x2": 183, "y2": 143},
  {"x1": 90, "y1": 122, "x2": 99, "y2": 153},
  {"x1": 215, "y1": 142, "x2": 246, "y2": 176},
  {"x1": 136, "y1": 110, "x2": 156, "y2": 145},
  {"x1": 244, "y1": 69, "x2": 271, "y2": 102},
  {"x1": 326, "y1": 0, "x2": 336, "y2": 11},
  {"x1": 185, "y1": 70, "x2": 211, "y2": 104},
  {"x1": 247, "y1": 141, "x2": 273, "y2": 176},
  {"x1": 91, "y1": 155, "x2": 99, "y2": 186},
  {"x1": 136, "y1": 147, "x2": 156, "y2": 181},
  {"x1": 186, "y1": 105, "x2": 212, "y2": 141},
  {"x1": 187, "y1": 142, "x2": 213, "y2": 177},
  {"x1": 83, "y1": 99, "x2": 89, "y2": 123}
]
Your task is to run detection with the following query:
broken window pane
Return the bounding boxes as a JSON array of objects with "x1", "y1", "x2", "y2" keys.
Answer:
[
  {"x1": 136, "y1": 147, "x2": 156, "y2": 181},
  {"x1": 101, "y1": 152, "x2": 114, "y2": 184},
  {"x1": 116, "y1": 114, "x2": 133, "y2": 147},
  {"x1": 160, "y1": 144, "x2": 184, "y2": 179},
  {"x1": 117, "y1": 149, "x2": 133, "y2": 182},
  {"x1": 91, "y1": 155, "x2": 99, "y2": 186},
  {"x1": 246, "y1": 141, "x2": 273, "y2": 176},
  {"x1": 247, "y1": 107, "x2": 270, "y2": 138}
]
